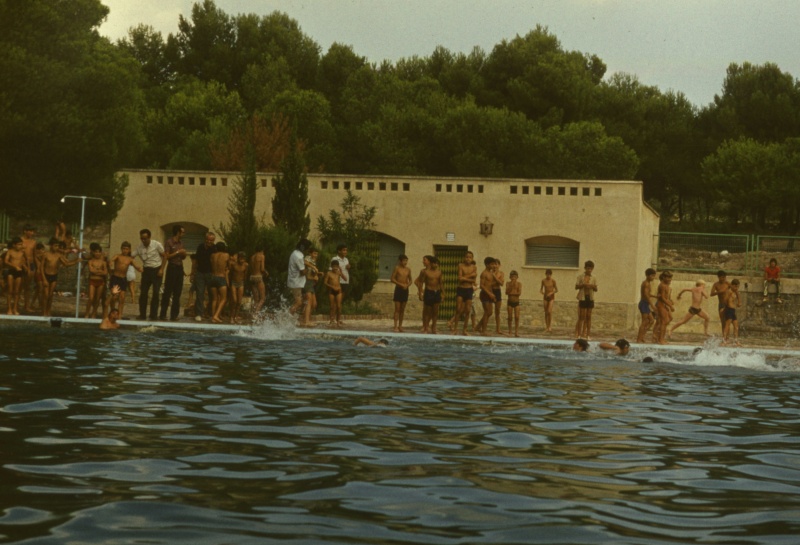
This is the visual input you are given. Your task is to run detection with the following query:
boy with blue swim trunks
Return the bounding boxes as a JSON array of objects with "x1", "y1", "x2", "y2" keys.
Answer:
[{"x1": 636, "y1": 268, "x2": 657, "y2": 343}]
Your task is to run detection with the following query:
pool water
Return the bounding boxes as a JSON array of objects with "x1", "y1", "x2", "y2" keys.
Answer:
[{"x1": 1, "y1": 324, "x2": 799, "y2": 544}]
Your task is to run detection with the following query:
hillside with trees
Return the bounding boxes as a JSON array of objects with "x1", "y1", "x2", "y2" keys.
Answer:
[{"x1": 3, "y1": 0, "x2": 800, "y2": 232}]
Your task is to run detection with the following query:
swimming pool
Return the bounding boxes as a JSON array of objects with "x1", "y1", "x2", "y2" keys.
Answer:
[{"x1": 1, "y1": 324, "x2": 799, "y2": 544}]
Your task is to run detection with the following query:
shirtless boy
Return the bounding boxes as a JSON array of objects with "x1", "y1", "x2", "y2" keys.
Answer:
[
  {"x1": 390, "y1": 254, "x2": 412, "y2": 332},
  {"x1": 85, "y1": 245, "x2": 108, "y2": 319},
  {"x1": 414, "y1": 255, "x2": 444, "y2": 334},
  {"x1": 324, "y1": 259, "x2": 344, "y2": 326},
  {"x1": 574, "y1": 260, "x2": 597, "y2": 339},
  {"x1": 654, "y1": 271, "x2": 674, "y2": 344},
  {"x1": 210, "y1": 242, "x2": 230, "y2": 323},
  {"x1": 540, "y1": 269, "x2": 558, "y2": 333},
  {"x1": 4, "y1": 237, "x2": 28, "y2": 315},
  {"x1": 229, "y1": 252, "x2": 249, "y2": 323},
  {"x1": 477, "y1": 257, "x2": 498, "y2": 335},
  {"x1": 109, "y1": 242, "x2": 142, "y2": 318},
  {"x1": 710, "y1": 270, "x2": 730, "y2": 336},
  {"x1": 249, "y1": 248, "x2": 267, "y2": 316},
  {"x1": 506, "y1": 270, "x2": 522, "y2": 337},
  {"x1": 448, "y1": 251, "x2": 477, "y2": 335},
  {"x1": 99, "y1": 308, "x2": 120, "y2": 330},
  {"x1": 636, "y1": 268, "x2": 657, "y2": 342},
  {"x1": 21, "y1": 225, "x2": 37, "y2": 313},
  {"x1": 492, "y1": 259, "x2": 506, "y2": 335},
  {"x1": 41, "y1": 237, "x2": 78, "y2": 316},
  {"x1": 723, "y1": 279, "x2": 741, "y2": 346},
  {"x1": 669, "y1": 279, "x2": 710, "y2": 338}
]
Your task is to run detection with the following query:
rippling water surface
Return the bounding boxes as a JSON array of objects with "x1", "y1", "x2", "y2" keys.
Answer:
[{"x1": 1, "y1": 324, "x2": 800, "y2": 544}]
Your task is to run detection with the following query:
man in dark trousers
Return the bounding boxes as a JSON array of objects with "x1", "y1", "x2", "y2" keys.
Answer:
[
  {"x1": 193, "y1": 231, "x2": 217, "y2": 322},
  {"x1": 132, "y1": 228, "x2": 165, "y2": 320},
  {"x1": 159, "y1": 225, "x2": 186, "y2": 321}
]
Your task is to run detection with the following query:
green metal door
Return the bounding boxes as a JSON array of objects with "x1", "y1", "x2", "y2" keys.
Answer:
[{"x1": 434, "y1": 245, "x2": 468, "y2": 321}]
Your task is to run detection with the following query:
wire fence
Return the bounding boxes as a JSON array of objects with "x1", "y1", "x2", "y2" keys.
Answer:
[{"x1": 657, "y1": 232, "x2": 800, "y2": 277}]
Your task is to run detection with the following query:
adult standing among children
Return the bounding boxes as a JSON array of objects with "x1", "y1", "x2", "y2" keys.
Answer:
[
  {"x1": 132, "y1": 228, "x2": 164, "y2": 321},
  {"x1": 193, "y1": 232, "x2": 217, "y2": 322},
  {"x1": 332, "y1": 244, "x2": 350, "y2": 302},
  {"x1": 160, "y1": 225, "x2": 186, "y2": 321},
  {"x1": 288, "y1": 238, "x2": 310, "y2": 315}
]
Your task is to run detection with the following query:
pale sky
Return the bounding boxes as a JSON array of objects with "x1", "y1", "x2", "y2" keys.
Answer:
[{"x1": 99, "y1": 0, "x2": 800, "y2": 108}]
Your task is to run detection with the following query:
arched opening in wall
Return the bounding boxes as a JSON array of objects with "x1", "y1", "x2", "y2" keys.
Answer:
[
  {"x1": 161, "y1": 222, "x2": 208, "y2": 254},
  {"x1": 361, "y1": 231, "x2": 406, "y2": 281},
  {"x1": 525, "y1": 236, "x2": 580, "y2": 268}
]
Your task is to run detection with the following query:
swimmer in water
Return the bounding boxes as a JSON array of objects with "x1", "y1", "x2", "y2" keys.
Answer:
[
  {"x1": 599, "y1": 338, "x2": 631, "y2": 356},
  {"x1": 572, "y1": 338, "x2": 589, "y2": 352},
  {"x1": 353, "y1": 337, "x2": 389, "y2": 347}
]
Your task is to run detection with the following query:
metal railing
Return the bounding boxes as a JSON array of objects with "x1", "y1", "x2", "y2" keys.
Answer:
[{"x1": 657, "y1": 232, "x2": 800, "y2": 277}]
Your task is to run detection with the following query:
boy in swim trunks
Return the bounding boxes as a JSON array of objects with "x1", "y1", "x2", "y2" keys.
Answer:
[
  {"x1": 390, "y1": 254, "x2": 412, "y2": 332},
  {"x1": 301, "y1": 248, "x2": 320, "y2": 327},
  {"x1": 210, "y1": 242, "x2": 230, "y2": 323},
  {"x1": 540, "y1": 269, "x2": 558, "y2": 333},
  {"x1": 414, "y1": 255, "x2": 444, "y2": 334},
  {"x1": 669, "y1": 279, "x2": 710, "y2": 338},
  {"x1": 229, "y1": 252, "x2": 249, "y2": 324},
  {"x1": 636, "y1": 268, "x2": 657, "y2": 343},
  {"x1": 492, "y1": 259, "x2": 506, "y2": 335},
  {"x1": 710, "y1": 270, "x2": 730, "y2": 336},
  {"x1": 4, "y1": 237, "x2": 28, "y2": 315},
  {"x1": 249, "y1": 248, "x2": 267, "y2": 317},
  {"x1": 85, "y1": 245, "x2": 108, "y2": 319},
  {"x1": 324, "y1": 259, "x2": 344, "y2": 327},
  {"x1": 506, "y1": 270, "x2": 522, "y2": 337},
  {"x1": 41, "y1": 237, "x2": 78, "y2": 316},
  {"x1": 574, "y1": 260, "x2": 597, "y2": 339},
  {"x1": 477, "y1": 257, "x2": 497, "y2": 336},
  {"x1": 109, "y1": 241, "x2": 142, "y2": 318},
  {"x1": 448, "y1": 250, "x2": 477, "y2": 335},
  {"x1": 654, "y1": 271, "x2": 674, "y2": 344},
  {"x1": 723, "y1": 279, "x2": 741, "y2": 346}
]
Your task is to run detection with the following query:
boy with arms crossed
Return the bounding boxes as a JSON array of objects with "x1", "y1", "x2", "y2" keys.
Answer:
[
  {"x1": 390, "y1": 254, "x2": 412, "y2": 332},
  {"x1": 506, "y1": 270, "x2": 522, "y2": 337}
]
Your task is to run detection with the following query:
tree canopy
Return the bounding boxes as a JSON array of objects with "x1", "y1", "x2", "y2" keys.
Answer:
[{"x1": 5, "y1": 0, "x2": 800, "y2": 231}]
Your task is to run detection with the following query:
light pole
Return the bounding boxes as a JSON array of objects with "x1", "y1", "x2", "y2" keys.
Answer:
[{"x1": 60, "y1": 195, "x2": 106, "y2": 318}]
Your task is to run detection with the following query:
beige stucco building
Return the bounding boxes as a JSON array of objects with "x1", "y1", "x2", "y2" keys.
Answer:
[{"x1": 112, "y1": 170, "x2": 659, "y2": 329}]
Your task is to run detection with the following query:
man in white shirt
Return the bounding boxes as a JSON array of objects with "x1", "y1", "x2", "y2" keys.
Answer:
[
  {"x1": 332, "y1": 244, "x2": 350, "y2": 301},
  {"x1": 287, "y1": 238, "x2": 311, "y2": 314},
  {"x1": 132, "y1": 228, "x2": 165, "y2": 320}
]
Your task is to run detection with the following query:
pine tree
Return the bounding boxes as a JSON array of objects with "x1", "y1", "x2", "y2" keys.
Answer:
[{"x1": 271, "y1": 136, "x2": 311, "y2": 238}]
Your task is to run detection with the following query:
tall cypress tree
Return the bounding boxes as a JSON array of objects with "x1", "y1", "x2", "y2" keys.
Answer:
[
  {"x1": 271, "y1": 135, "x2": 311, "y2": 238},
  {"x1": 219, "y1": 144, "x2": 258, "y2": 254}
]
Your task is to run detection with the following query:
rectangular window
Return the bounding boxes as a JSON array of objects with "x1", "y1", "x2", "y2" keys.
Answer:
[
  {"x1": 558, "y1": 187, "x2": 565, "y2": 195},
  {"x1": 468, "y1": 185, "x2": 473, "y2": 193},
  {"x1": 403, "y1": 183, "x2": 410, "y2": 191},
  {"x1": 321, "y1": 181, "x2": 328, "y2": 189},
  {"x1": 380, "y1": 182, "x2": 387, "y2": 190},
  {"x1": 199, "y1": 177, "x2": 206, "y2": 186},
  {"x1": 582, "y1": 187, "x2": 590, "y2": 196},
  {"x1": 333, "y1": 181, "x2": 339, "y2": 189},
  {"x1": 436, "y1": 184, "x2": 442, "y2": 192},
  {"x1": 210, "y1": 177, "x2": 217, "y2": 186},
  {"x1": 178, "y1": 177, "x2": 185, "y2": 185},
  {"x1": 189, "y1": 177, "x2": 195, "y2": 185},
  {"x1": 344, "y1": 181, "x2": 351, "y2": 190},
  {"x1": 478, "y1": 185, "x2": 484, "y2": 193},
  {"x1": 595, "y1": 187, "x2": 602, "y2": 196},
  {"x1": 157, "y1": 176, "x2": 163, "y2": 184},
  {"x1": 168, "y1": 176, "x2": 174, "y2": 185},
  {"x1": 523, "y1": 186, "x2": 529, "y2": 195},
  {"x1": 356, "y1": 182, "x2": 363, "y2": 190},
  {"x1": 261, "y1": 179, "x2": 267, "y2": 188},
  {"x1": 368, "y1": 182, "x2": 375, "y2": 190},
  {"x1": 546, "y1": 186, "x2": 553, "y2": 195},
  {"x1": 534, "y1": 186, "x2": 541, "y2": 195},
  {"x1": 221, "y1": 178, "x2": 227, "y2": 187},
  {"x1": 510, "y1": 186, "x2": 518, "y2": 194},
  {"x1": 570, "y1": 187, "x2": 578, "y2": 196},
  {"x1": 526, "y1": 241, "x2": 580, "y2": 268},
  {"x1": 391, "y1": 182, "x2": 398, "y2": 191},
  {"x1": 146, "y1": 176, "x2": 153, "y2": 184},
  {"x1": 457, "y1": 184, "x2": 463, "y2": 193}
]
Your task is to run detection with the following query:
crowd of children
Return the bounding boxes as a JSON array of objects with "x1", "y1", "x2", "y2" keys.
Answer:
[{"x1": 1, "y1": 225, "x2": 788, "y2": 345}]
